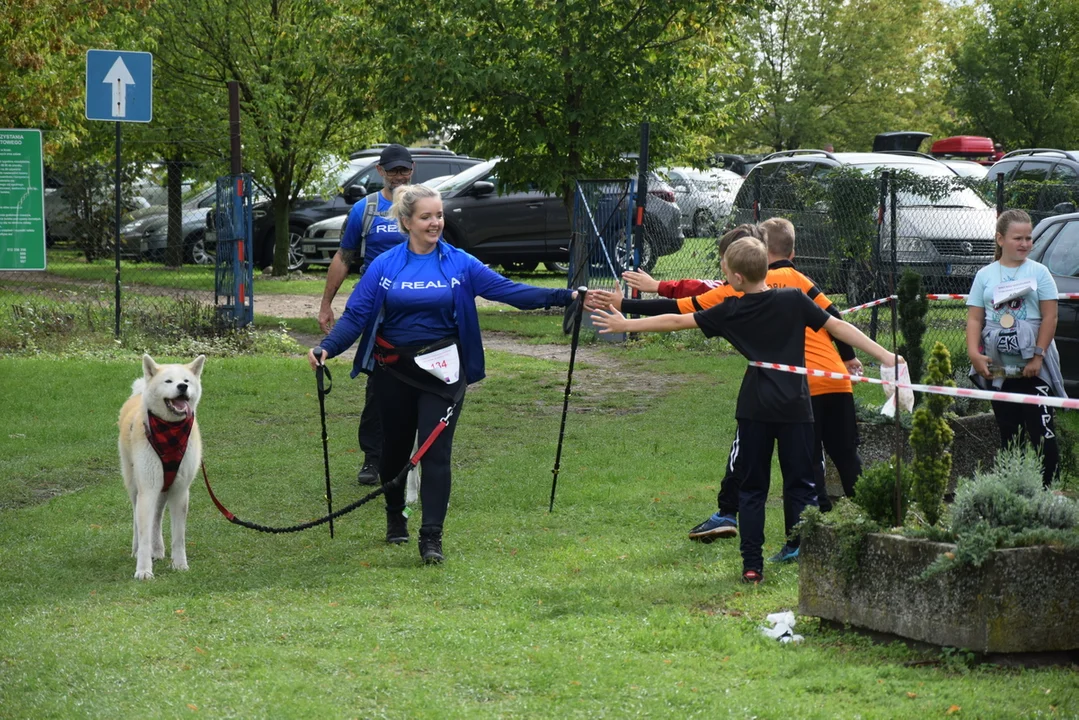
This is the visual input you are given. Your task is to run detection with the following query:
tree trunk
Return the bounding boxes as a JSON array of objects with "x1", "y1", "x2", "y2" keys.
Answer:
[{"x1": 165, "y1": 155, "x2": 184, "y2": 267}]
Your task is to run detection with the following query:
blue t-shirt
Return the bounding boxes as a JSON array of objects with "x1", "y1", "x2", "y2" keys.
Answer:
[
  {"x1": 967, "y1": 259, "x2": 1058, "y2": 322},
  {"x1": 340, "y1": 193, "x2": 408, "y2": 266},
  {"x1": 379, "y1": 248, "x2": 457, "y2": 346}
]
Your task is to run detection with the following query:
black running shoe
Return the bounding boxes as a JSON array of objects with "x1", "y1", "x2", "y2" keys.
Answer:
[
  {"x1": 419, "y1": 530, "x2": 444, "y2": 564},
  {"x1": 386, "y1": 511, "x2": 409, "y2": 544},
  {"x1": 357, "y1": 460, "x2": 379, "y2": 486}
]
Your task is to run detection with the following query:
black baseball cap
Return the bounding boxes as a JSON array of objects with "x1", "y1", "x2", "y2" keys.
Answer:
[{"x1": 378, "y1": 144, "x2": 413, "y2": 170}]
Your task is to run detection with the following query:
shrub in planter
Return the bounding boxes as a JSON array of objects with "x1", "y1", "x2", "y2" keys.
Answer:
[
  {"x1": 853, "y1": 457, "x2": 911, "y2": 526},
  {"x1": 896, "y1": 268, "x2": 926, "y2": 394},
  {"x1": 909, "y1": 342, "x2": 954, "y2": 526}
]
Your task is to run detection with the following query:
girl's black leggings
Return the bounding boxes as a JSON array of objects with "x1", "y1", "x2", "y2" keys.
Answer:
[
  {"x1": 373, "y1": 365, "x2": 464, "y2": 533},
  {"x1": 994, "y1": 376, "x2": 1059, "y2": 488}
]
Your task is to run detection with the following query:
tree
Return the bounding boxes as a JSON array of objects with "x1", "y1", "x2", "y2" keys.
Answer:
[
  {"x1": 372, "y1": 0, "x2": 751, "y2": 208},
  {"x1": 147, "y1": 0, "x2": 379, "y2": 274},
  {"x1": 0, "y1": 0, "x2": 146, "y2": 154},
  {"x1": 722, "y1": 0, "x2": 954, "y2": 152},
  {"x1": 947, "y1": 0, "x2": 1079, "y2": 149}
]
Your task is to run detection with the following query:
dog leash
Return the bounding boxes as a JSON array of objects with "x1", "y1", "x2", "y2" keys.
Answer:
[
  {"x1": 200, "y1": 348, "x2": 461, "y2": 534},
  {"x1": 200, "y1": 403, "x2": 458, "y2": 534}
]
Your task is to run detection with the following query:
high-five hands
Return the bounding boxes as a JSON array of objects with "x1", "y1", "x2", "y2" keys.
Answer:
[
  {"x1": 589, "y1": 305, "x2": 627, "y2": 334},
  {"x1": 585, "y1": 288, "x2": 623, "y2": 311},
  {"x1": 621, "y1": 269, "x2": 659, "y2": 293}
]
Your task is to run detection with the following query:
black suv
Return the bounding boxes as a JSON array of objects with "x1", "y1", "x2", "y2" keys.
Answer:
[
  {"x1": 988, "y1": 149, "x2": 1079, "y2": 225},
  {"x1": 1029, "y1": 212, "x2": 1079, "y2": 397},
  {"x1": 434, "y1": 158, "x2": 684, "y2": 272},
  {"x1": 251, "y1": 148, "x2": 484, "y2": 270}
]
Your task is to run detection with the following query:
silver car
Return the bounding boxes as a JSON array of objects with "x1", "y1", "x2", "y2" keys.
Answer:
[
  {"x1": 661, "y1": 166, "x2": 743, "y2": 238},
  {"x1": 118, "y1": 185, "x2": 218, "y2": 264}
]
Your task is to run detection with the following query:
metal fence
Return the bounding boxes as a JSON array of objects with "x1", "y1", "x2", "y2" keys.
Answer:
[
  {"x1": 0, "y1": 157, "x2": 251, "y2": 343},
  {"x1": 586, "y1": 165, "x2": 1077, "y2": 383}
]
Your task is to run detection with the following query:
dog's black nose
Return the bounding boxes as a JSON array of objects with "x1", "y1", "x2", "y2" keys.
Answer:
[{"x1": 176, "y1": 383, "x2": 188, "y2": 395}]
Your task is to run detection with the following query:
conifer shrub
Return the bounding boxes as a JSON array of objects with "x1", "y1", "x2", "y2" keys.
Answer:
[
  {"x1": 853, "y1": 457, "x2": 911, "y2": 526},
  {"x1": 909, "y1": 342, "x2": 954, "y2": 526}
]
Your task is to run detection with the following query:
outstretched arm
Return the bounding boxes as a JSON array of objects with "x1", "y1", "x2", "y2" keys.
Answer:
[
  {"x1": 590, "y1": 305, "x2": 699, "y2": 334},
  {"x1": 823, "y1": 316, "x2": 903, "y2": 368}
]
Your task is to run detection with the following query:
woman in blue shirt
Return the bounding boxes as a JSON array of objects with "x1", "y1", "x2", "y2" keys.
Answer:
[
  {"x1": 966, "y1": 209, "x2": 1063, "y2": 487},
  {"x1": 310, "y1": 184, "x2": 576, "y2": 563}
]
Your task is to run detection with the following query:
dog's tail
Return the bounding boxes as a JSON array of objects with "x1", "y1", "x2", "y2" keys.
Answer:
[{"x1": 131, "y1": 378, "x2": 146, "y2": 396}]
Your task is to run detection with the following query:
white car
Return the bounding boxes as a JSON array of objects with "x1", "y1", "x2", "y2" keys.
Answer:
[
  {"x1": 300, "y1": 214, "x2": 348, "y2": 267},
  {"x1": 661, "y1": 166, "x2": 744, "y2": 237}
]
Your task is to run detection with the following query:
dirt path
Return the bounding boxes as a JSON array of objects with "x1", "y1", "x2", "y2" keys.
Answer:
[{"x1": 270, "y1": 292, "x2": 682, "y2": 412}]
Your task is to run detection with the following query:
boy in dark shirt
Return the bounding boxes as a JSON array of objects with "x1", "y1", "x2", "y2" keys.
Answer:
[{"x1": 590, "y1": 238, "x2": 901, "y2": 583}]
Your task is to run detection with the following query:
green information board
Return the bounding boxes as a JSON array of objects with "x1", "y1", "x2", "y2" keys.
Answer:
[{"x1": 0, "y1": 129, "x2": 46, "y2": 271}]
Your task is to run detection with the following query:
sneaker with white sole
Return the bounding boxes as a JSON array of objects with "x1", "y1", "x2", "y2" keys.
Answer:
[
  {"x1": 768, "y1": 544, "x2": 800, "y2": 563},
  {"x1": 688, "y1": 513, "x2": 738, "y2": 542}
]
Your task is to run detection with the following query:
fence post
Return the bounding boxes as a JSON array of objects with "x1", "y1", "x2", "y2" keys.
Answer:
[
  {"x1": 996, "y1": 173, "x2": 1005, "y2": 216},
  {"x1": 869, "y1": 171, "x2": 890, "y2": 341},
  {"x1": 753, "y1": 171, "x2": 761, "y2": 222}
]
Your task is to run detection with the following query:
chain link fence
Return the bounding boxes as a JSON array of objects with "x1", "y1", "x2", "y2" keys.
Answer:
[
  {"x1": 0, "y1": 156, "x2": 239, "y2": 347},
  {"x1": 600, "y1": 161, "x2": 1076, "y2": 385}
]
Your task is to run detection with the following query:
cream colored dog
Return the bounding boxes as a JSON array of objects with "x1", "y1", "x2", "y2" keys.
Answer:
[{"x1": 118, "y1": 354, "x2": 205, "y2": 580}]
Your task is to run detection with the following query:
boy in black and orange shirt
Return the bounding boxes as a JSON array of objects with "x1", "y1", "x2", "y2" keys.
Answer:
[
  {"x1": 596, "y1": 219, "x2": 864, "y2": 560},
  {"x1": 590, "y1": 238, "x2": 900, "y2": 583}
]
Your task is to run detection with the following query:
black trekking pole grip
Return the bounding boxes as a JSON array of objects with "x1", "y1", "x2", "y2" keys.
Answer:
[
  {"x1": 312, "y1": 346, "x2": 334, "y2": 538},
  {"x1": 549, "y1": 286, "x2": 588, "y2": 512}
]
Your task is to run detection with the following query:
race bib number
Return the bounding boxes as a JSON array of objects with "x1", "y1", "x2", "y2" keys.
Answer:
[{"x1": 415, "y1": 344, "x2": 460, "y2": 384}]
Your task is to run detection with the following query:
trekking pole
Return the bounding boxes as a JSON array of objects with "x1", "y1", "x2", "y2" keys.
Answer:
[
  {"x1": 313, "y1": 346, "x2": 335, "y2": 538},
  {"x1": 550, "y1": 287, "x2": 587, "y2": 512}
]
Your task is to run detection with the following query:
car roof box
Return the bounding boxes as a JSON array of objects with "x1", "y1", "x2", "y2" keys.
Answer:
[
  {"x1": 930, "y1": 136, "x2": 995, "y2": 157},
  {"x1": 872, "y1": 132, "x2": 931, "y2": 153}
]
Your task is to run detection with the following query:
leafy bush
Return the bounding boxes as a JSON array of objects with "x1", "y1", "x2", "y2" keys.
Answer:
[
  {"x1": 909, "y1": 342, "x2": 955, "y2": 526},
  {"x1": 922, "y1": 443, "x2": 1079, "y2": 577},
  {"x1": 853, "y1": 457, "x2": 911, "y2": 526}
]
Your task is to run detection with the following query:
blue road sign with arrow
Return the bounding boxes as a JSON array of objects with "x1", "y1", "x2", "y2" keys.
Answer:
[{"x1": 85, "y1": 50, "x2": 153, "y2": 123}]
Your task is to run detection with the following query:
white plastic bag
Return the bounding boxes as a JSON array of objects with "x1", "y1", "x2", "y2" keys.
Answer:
[
  {"x1": 406, "y1": 436, "x2": 421, "y2": 504},
  {"x1": 880, "y1": 362, "x2": 914, "y2": 417},
  {"x1": 760, "y1": 610, "x2": 804, "y2": 643}
]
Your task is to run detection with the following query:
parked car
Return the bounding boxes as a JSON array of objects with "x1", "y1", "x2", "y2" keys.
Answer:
[
  {"x1": 1029, "y1": 212, "x2": 1079, "y2": 397},
  {"x1": 117, "y1": 185, "x2": 220, "y2": 264},
  {"x1": 988, "y1": 149, "x2": 1079, "y2": 224},
  {"x1": 660, "y1": 166, "x2": 743, "y2": 237},
  {"x1": 941, "y1": 160, "x2": 989, "y2": 179},
  {"x1": 435, "y1": 159, "x2": 683, "y2": 273},
  {"x1": 730, "y1": 149, "x2": 997, "y2": 302},
  {"x1": 253, "y1": 148, "x2": 484, "y2": 270}
]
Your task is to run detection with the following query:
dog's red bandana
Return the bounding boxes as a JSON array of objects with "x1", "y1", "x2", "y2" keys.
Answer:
[{"x1": 145, "y1": 412, "x2": 194, "y2": 492}]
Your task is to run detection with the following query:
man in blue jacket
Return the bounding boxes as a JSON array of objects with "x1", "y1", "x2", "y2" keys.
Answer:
[{"x1": 318, "y1": 144, "x2": 414, "y2": 486}]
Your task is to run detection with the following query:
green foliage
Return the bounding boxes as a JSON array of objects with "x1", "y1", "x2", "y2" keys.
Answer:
[
  {"x1": 800, "y1": 502, "x2": 881, "y2": 583},
  {"x1": 923, "y1": 444, "x2": 1079, "y2": 578},
  {"x1": 853, "y1": 457, "x2": 911, "y2": 527},
  {"x1": 947, "y1": 0, "x2": 1079, "y2": 148},
  {"x1": 909, "y1": 342, "x2": 954, "y2": 526},
  {"x1": 723, "y1": 0, "x2": 953, "y2": 152},
  {"x1": 372, "y1": 0, "x2": 748, "y2": 205},
  {"x1": 0, "y1": 296, "x2": 299, "y2": 357},
  {"x1": 896, "y1": 269, "x2": 926, "y2": 394}
]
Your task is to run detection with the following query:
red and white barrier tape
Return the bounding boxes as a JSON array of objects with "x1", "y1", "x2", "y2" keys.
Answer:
[
  {"x1": 840, "y1": 293, "x2": 1079, "y2": 315},
  {"x1": 747, "y1": 361, "x2": 1079, "y2": 411}
]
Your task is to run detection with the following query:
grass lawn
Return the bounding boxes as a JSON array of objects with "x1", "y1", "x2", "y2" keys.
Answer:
[{"x1": 1, "y1": 329, "x2": 1076, "y2": 718}]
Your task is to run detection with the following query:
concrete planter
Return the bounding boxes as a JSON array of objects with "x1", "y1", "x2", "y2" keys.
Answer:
[
  {"x1": 825, "y1": 412, "x2": 1000, "y2": 499},
  {"x1": 799, "y1": 526, "x2": 1079, "y2": 653}
]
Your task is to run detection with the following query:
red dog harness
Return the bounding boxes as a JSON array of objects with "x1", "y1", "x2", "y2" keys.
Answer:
[{"x1": 145, "y1": 412, "x2": 194, "y2": 492}]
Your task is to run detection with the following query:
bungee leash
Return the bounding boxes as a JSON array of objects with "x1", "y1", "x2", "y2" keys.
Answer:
[
  {"x1": 550, "y1": 287, "x2": 588, "y2": 512},
  {"x1": 200, "y1": 346, "x2": 460, "y2": 535}
]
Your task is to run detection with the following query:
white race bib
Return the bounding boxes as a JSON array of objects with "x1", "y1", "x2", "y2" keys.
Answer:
[{"x1": 414, "y1": 344, "x2": 460, "y2": 384}]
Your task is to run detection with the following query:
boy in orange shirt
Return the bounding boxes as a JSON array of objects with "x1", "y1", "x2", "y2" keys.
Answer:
[
  {"x1": 590, "y1": 237, "x2": 898, "y2": 582},
  {"x1": 590, "y1": 219, "x2": 864, "y2": 562}
]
